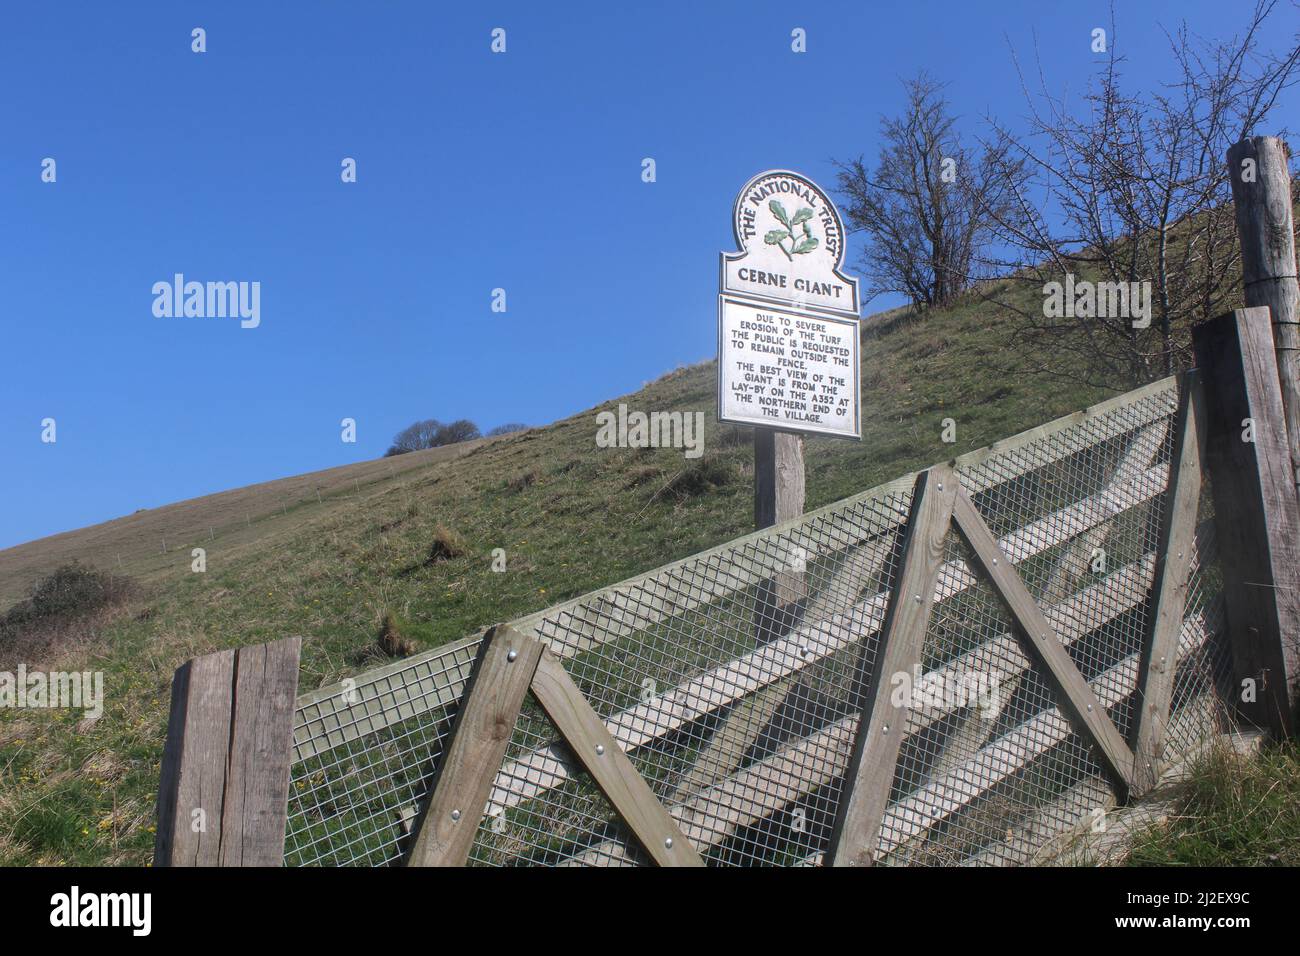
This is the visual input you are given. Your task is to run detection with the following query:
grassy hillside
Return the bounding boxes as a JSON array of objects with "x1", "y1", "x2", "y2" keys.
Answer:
[
  {"x1": 1127, "y1": 741, "x2": 1300, "y2": 866},
  {"x1": 0, "y1": 284, "x2": 1124, "y2": 865},
  {"x1": 0, "y1": 439, "x2": 492, "y2": 610}
]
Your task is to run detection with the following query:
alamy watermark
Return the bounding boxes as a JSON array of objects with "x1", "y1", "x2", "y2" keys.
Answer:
[
  {"x1": 889, "y1": 665, "x2": 1002, "y2": 717},
  {"x1": 50, "y1": 886, "x2": 150, "y2": 936},
  {"x1": 1042, "y1": 274, "x2": 1151, "y2": 329},
  {"x1": 595, "y1": 403, "x2": 705, "y2": 459},
  {"x1": 0, "y1": 665, "x2": 103, "y2": 719},
  {"x1": 152, "y1": 274, "x2": 260, "y2": 329}
]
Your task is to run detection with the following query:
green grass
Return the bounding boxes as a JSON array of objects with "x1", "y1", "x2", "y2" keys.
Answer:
[
  {"x1": 0, "y1": 285, "x2": 1129, "y2": 865},
  {"x1": 1126, "y1": 742, "x2": 1300, "y2": 866}
]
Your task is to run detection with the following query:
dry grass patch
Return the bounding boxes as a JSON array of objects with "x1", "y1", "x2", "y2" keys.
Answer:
[
  {"x1": 1127, "y1": 740, "x2": 1300, "y2": 866},
  {"x1": 427, "y1": 524, "x2": 468, "y2": 563}
]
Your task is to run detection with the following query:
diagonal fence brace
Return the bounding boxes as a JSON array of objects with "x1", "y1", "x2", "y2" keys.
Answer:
[
  {"x1": 407, "y1": 623, "x2": 703, "y2": 867},
  {"x1": 951, "y1": 488, "x2": 1138, "y2": 796}
]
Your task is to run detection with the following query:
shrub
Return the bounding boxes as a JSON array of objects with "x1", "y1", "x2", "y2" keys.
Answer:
[
  {"x1": 377, "y1": 613, "x2": 418, "y2": 657},
  {"x1": 664, "y1": 457, "x2": 735, "y2": 498},
  {"x1": 427, "y1": 524, "x2": 468, "y2": 562},
  {"x1": 0, "y1": 563, "x2": 139, "y2": 668},
  {"x1": 4, "y1": 563, "x2": 137, "y2": 627},
  {"x1": 505, "y1": 470, "x2": 538, "y2": 493},
  {"x1": 386, "y1": 419, "x2": 443, "y2": 456}
]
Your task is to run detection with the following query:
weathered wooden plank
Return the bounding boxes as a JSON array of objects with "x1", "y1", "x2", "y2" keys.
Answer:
[
  {"x1": 561, "y1": 706, "x2": 858, "y2": 867},
  {"x1": 575, "y1": 553, "x2": 1162, "y2": 864},
  {"x1": 293, "y1": 639, "x2": 479, "y2": 764},
  {"x1": 219, "y1": 637, "x2": 302, "y2": 866},
  {"x1": 952, "y1": 489, "x2": 1138, "y2": 793},
  {"x1": 406, "y1": 625, "x2": 543, "y2": 866},
  {"x1": 779, "y1": 531, "x2": 1203, "y2": 861},
  {"x1": 1227, "y1": 137, "x2": 1300, "y2": 500},
  {"x1": 1194, "y1": 308, "x2": 1300, "y2": 735},
  {"x1": 826, "y1": 467, "x2": 957, "y2": 867},
  {"x1": 909, "y1": 551, "x2": 1159, "y2": 729},
  {"x1": 992, "y1": 692, "x2": 1220, "y2": 868},
  {"x1": 754, "y1": 430, "x2": 809, "y2": 700},
  {"x1": 293, "y1": 379, "x2": 1177, "y2": 754},
  {"x1": 1041, "y1": 420, "x2": 1170, "y2": 603},
  {"x1": 529, "y1": 650, "x2": 704, "y2": 866},
  {"x1": 1132, "y1": 372, "x2": 1206, "y2": 792},
  {"x1": 961, "y1": 777, "x2": 1114, "y2": 867},
  {"x1": 947, "y1": 377, "x2": 1173, "y2": 497},
  {"x1": 155, "y1": 637, "x2": 301, "y2": 867},
  {"x1": 155, "y1": 650, "x2": 236, "y2": 867}
]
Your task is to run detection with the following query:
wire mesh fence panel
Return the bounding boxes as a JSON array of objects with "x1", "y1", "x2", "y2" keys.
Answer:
[
  {"x1": 282, "y1": 375, "x2": 1230, "y2": 866},
  {"x1": 880, "y1": 532, "x2": 1130, "y2": 866},
  {"x1": 285, "y1": 639, "x2": 481, "y2": 866},
  {"x1": 467, "y1": 693, "x2": 650, "y2": 867},
  {"x1": 1162, "y1": 503, "x2": 1231, "y2": 759},
  {"x1": 480, "y1": 488, "x2": 913, "y2": 867}
]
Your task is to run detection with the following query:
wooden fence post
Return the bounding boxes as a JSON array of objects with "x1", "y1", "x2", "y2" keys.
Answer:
[
  {"x1": 1193, "y1": 308, "x2": 1300, "y2": 737},
  {"x1": 1227, "y1": 136, "x2": 1300, "y2": 500},
  {"x1": 1131, "y1": 370, "x2": 1206, "y2": 792},
  {"x1": 154, "y1": 636, "x2": 301, "y2": 866},
  {"x1": 825, "y1": 466, "x2": 957, "y2": 866},
  {"x1": 406, "y1": 625, "x2": 543, "y2": 867},
  {"x1": 754, "y1": 429, "x2": 808, "y2": 639}
]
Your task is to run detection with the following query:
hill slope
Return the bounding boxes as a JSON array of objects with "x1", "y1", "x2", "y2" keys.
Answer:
[
  {"x1": 0, "y1": 440, "x2": 494, "y2": 610},
  {"x1": 0, "y1": 289, "x2": 1122, "y2": 865}
]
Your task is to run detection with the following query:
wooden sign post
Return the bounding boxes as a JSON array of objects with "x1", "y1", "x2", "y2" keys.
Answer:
[
  {"x1": 754, "y1": 429, "x2": 805, "y2": 529},
  {"x1": 754, "y1": 429, "x2": 806, "y2": 636},
  {"x1": 719, "y1": 169, "x2": 862, "y2": 638},
  {"x1": 719, "y1": 169, "x2": 862, "y2": 524}
]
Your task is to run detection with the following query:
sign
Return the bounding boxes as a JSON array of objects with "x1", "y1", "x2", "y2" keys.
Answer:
[
  {"x1": 718, "y1": 169, "x2": 861, "y2": 439},
  {"x1": 720, "y1": 169, "x2": 860, "y2": 317},
  {"x1": 718, "y1": 297, "x2": 860, "y2": 438}
]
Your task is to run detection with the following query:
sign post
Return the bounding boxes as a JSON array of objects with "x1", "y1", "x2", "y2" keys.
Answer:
[
  {"x1": 720, "y1": 169, "x2": 861, "y2": 522},
  {"x1": 719, "y1": 169, "x2": 862, "y2": 631}
]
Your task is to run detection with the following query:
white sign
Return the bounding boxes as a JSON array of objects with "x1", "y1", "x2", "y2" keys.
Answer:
[
  {"x1": 717, "y1": 296, "x2": 860, "y2": 439},
  {"x1": 718, "y1": 169, "x2": 862, "y2": 440},
  {"x1": 720, "y1": 169, "x2": 860, "y2": 317}
]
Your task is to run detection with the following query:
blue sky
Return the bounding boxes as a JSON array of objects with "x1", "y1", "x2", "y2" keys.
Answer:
[{"x1": 1, "y1": 0, "x2": 1295, "y2": 549}]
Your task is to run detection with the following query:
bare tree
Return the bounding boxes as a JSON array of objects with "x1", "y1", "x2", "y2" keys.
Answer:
[
  {"x1": 980, "y1": 1, "x2": 1300, "y2": 388},
  {"x1": 384, "y1": 417, "x2": 482, "y2": 455},
  {"x1": 835, "y1": 73, "x2": 1027, "y2": 310},
  {"x1": 434, "y1": 420, "x2": 481, "y2": 445},
  {"x1": 385, "y1": 419, "x2": 443, "y2": 456}
]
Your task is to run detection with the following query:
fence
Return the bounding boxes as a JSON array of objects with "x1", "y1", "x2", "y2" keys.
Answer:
[{"x1": 153, "y1": 308, "x2": 1300, "y2": 868}]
